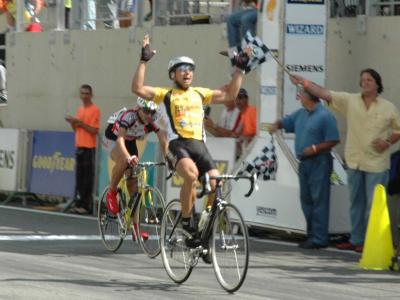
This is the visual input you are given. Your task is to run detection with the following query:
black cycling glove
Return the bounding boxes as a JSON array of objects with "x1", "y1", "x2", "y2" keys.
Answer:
[
  {"x1": 232, "y1": 51, "x2": 250, "y2": 71},
  {"x1": 141, "y1": 44, "x2": 155, "y2": 62}
]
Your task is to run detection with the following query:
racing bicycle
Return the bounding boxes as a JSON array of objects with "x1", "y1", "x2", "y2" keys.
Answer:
[
  {"x1": 160, "y1": 172, "x2": 257, "y2": 293},
  {"x1": 98, "y1": 161, "x2": 167, "y2": 258}
]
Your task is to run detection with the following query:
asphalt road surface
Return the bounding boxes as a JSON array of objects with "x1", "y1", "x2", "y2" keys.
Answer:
[{"x1": 0, "y1": 205, "x2": 399, "y2": 300}]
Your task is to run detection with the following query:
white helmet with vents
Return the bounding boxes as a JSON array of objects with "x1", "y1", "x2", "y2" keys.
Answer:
[{"x1": 167, "y1": 56, "x2": 195, "y2": 79}]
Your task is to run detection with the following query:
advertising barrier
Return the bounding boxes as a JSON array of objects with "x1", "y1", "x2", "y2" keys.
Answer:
[
  {"x1": 283, "y1": 0, "x2": 326, "y2": 115},
  {"x1": 29, "y1": 131, "x2": 76, "y2": 198},
  {"x1": 0, "y1": 128, "x2": 26, "y2": 191},
  {"x1": 231, "y1": 136, "x2": 350, "y2": 234}
]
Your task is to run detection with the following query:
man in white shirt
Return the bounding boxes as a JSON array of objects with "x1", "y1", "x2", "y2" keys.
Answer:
[{"x1": 204, "y1": 99, "x2": 240, "y2": 137}]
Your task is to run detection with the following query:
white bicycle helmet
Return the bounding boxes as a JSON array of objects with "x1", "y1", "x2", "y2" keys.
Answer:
[
  {"x1": 137, "y1": 97, "x2": 158, "y2": 112},
  {"x1": 137, "y1": 97, "x2": 159, "y2": 121},
  {"x1": 167, "y1": 56, "x2": 195, "y2": 79}
]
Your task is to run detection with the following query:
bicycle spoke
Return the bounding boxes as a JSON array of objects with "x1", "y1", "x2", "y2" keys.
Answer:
[
  {"x1": 212, "y1": 204, "x2": 249, "y2": 293},
  {"x1": 98, "y1": 187, "x2": 125, "y2": 252},
  {"x1": 137, "y1": 186, "x2": 165, "y2": 258},
  {"x1": 160, "y1": 199, "x2": 193, "y2": 283}
]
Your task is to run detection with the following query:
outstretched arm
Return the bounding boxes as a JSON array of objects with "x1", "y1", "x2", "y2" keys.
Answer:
[
  {"x1": 211, "y1": 47, "x2": 252, "y2": 104},
  {"x1": 132, "y1": 35, "x2": 157, "y2": 100},
  {"x1": 290, "y1": 74, "x2": 333, "y2": 104}
]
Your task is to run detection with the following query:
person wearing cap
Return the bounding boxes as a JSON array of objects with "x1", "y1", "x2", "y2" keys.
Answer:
[
  {"x1": 269, "y1": 87, "x2": 339, "y2": 249},
  {"x1": 101, "y1": 98, "x2": 168, "y2": 239},
  {"x1": 131, "y1": 34, "x2": 250, "y2": 247},
  {"x1": 233, "y1": 88, "x2": 257, "y2": 158}
]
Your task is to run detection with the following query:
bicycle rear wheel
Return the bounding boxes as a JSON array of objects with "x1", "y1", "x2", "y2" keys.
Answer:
[
  {"x1": 160, "y1": 199, "x2": 193, "y2": 283},
  {"x1": 98, "y1": 187, "x2": 125, "y2": 252},
  {"x1": 212, "y1": 203, "x2": 249, "y2": 293},
  {"x1": 137, "y1": 186, "x2": 166, "y2": 258}
]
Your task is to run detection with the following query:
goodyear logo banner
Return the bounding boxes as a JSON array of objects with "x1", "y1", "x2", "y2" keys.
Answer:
[{"x1": 29, "y1": 131, "x2": 76, "y2": 197}]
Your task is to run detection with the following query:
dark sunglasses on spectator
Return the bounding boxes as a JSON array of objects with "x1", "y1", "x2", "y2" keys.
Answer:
[{"x1": 176, "y1": 64, "x2": 194, "y2": 72}]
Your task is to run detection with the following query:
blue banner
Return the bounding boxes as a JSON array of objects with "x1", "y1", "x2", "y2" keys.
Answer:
[{"x1": 29, "y1": 131, "x2": 76, "y2": 197}]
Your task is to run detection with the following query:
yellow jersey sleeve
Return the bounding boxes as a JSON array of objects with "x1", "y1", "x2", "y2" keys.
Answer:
[
  {"x1": 153, "y1": 87, "x2": 170, "y2": 104},
  {"x1": 193, "y1": 87, "x2": 213, "y2": 105}
]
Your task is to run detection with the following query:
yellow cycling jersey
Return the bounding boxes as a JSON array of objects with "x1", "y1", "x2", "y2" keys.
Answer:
[{"x1": 154, "y1": 87, "x2": 213, "y2": 141}]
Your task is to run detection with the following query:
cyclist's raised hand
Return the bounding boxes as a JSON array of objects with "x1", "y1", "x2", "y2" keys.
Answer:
[
  {"x1": 141, "y1": 34, "x2": 156, "y2": 62},
  {"x1": 127, "y1": 155, "x2": 139, "y2": 167}
]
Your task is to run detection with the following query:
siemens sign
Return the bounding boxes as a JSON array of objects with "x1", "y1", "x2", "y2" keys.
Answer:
[{"x1": 286, "y1": 24, "x2": 324, "y2": 35}]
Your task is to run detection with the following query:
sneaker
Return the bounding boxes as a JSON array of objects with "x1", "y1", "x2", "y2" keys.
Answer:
[
  {"x1": 106, "y1": 189, "x2": 119, "y2": 215},
  {"x1": 132, "y1": 223, "x2": 149, "y2": 241},
  {"x1": 336, "y1": 242, "x2": 355, "y2": 251},
  {"x1": 354, "y1": 245, "x2": 363, "y2": 253}
]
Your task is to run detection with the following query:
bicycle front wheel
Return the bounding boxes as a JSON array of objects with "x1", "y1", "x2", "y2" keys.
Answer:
[
  {"x1": 137, "y1": 186, "x2": 166, "y2": 258},
  {"x1": 212, "y1": 203, "x2": 249, "y2": 293},
  {"x1": 98, "y1": 187, "x2": 124, "y2": 252},
  {"x1": 160, "y1": 199, "x2": 193, "y2": 284}
]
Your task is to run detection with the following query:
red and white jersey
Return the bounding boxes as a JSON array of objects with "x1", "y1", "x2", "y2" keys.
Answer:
[{"x1": 106, "y1": 108, "x2": 159, "y2": 141}]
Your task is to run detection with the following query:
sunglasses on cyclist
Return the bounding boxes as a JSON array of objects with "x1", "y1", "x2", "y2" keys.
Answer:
[
  {"x1": 142, "y1": 108, "x2": 156, "y2": 115},
  {"x1": 176, "y1": 64, "x2": 194, "y2": 72}
]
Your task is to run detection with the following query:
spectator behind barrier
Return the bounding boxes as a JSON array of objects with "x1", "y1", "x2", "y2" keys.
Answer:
[
  {"x1": 0, "y1": 0, "x2": 44, "y2": 32},
  {"x1": 233, "y1": 88, "x2": 257, "y2": 158},
  {"x1": 204, "y1": 85, "x2": 241, "y2": 138},
  {"x1": 100, "y1": 0, "x2": 136, "y2": 29},
  {"x1": 269, "y1": 88, "x2": 340, "y2": 249},
  {"x1": 220, "y1": 0, "x2": 257, "y2": 57},
  {"x1": 65, "y1": 84, "x2": 100, "y2": 214},
  {"x1": 70, "y1": 0, "x2": 96, "y2": 30}
]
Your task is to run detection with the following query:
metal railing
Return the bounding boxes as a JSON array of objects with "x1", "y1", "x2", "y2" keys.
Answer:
[
  {"x1": 11, "y1": 0, "x2": 232, "y2": 32},
  {"x1": 330, "y1": 0, "x2": 400, "y2": 17}
]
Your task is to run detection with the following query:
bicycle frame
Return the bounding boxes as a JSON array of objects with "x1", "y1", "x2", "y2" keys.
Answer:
[{"x1": 117, "y1": 162, "x2": 165, "y2": 238}]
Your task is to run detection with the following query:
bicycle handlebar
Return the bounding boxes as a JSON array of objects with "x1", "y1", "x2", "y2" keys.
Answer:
[
  {"x1": 128, "y1": 161, "x2": 173, "y2": 180},
  {"x1": 196, "y1": 172, "x2": 258, "y2": 199}
]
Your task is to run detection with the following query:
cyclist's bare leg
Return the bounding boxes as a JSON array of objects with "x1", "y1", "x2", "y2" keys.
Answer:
[
  {"x1": 206, "y1": 169, "x2": 219, "y2": 207},
  {"x1": 176, "y1": 157, "x2": 199, "y2": 218},
  {"x1": 109, "y1": 146, "x2": 129, "y2": 192}
]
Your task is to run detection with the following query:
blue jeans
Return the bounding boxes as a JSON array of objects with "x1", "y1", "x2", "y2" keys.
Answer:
[
  {"x1": 71, "y1": 0, "x2": 96, "y2": 30},
  {"x1": 347, "y1": 168, "x2": 389, "y2": 246},
  {"x1": 226, "y1": 9, "x2": 257, "y2": 47},
  {"x1": 299, "y1": 154, "x2": 333, "y2": 245}
]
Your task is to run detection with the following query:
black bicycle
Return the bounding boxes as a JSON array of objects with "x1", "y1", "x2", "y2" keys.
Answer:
[{"x1": 160, "y1": 172, "x2": 257, "y2": 293}]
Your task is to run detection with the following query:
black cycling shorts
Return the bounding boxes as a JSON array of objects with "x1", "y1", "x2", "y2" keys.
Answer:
[{"x1": 169, "y1": 138, "x2": 216, "y2": 178}]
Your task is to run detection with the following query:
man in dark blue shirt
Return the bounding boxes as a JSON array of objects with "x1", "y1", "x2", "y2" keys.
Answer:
[{"x1": 269, "y1": 87, "x2": 340, "y2": 249}]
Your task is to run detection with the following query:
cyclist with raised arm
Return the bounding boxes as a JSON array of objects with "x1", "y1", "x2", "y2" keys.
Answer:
[
  {"x1": 132, "y1": 35, "x2": 249, "y2": 247},
  {"x1": 103, "y1": 97, "x2": 168, "y2": 239}
]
